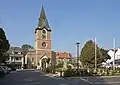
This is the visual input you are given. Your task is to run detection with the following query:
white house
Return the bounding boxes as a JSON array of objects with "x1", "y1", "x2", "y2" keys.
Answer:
[{"x1": 103, "y1": 48, "x2": 120, "y2": 68}]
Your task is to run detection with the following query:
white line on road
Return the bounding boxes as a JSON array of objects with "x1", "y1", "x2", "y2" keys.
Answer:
[{"x1": 80, "y1": 77, "x2": 93, "y2": 84}]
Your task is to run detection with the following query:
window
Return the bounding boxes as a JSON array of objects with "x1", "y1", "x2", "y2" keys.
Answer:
[
  {"x1": 42, "y1": 29, "x2": 47, "y2": 40},
  {"x1": 42, "y1": 42, "x2": 46, "y2": 47},
  {"x1": 19, "y1": 57, "x2": 22, "y2": 60},
  {"x1": 42, "y1": 35, "x2": 46, "y2": 40},
  {"x1": 16, "y1": 57, "x2": 19, "y2": 60},
  {"x1": 11, "y1": 57, "x2": 13, "y2": 60},
  {"x1": 42, "y1": 30, "x2": 46, "y2": 34},
  {"x1": 32, "y1": 58, "x2": 34, "y2": 62},
  {"x1": 15, "y1": 52, "x2": 18, "y2": 54}
]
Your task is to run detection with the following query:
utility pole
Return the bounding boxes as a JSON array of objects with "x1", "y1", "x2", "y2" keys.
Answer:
[
  {"x1": 95, "y1": 37, "x2": 97, "y2": 72},
  {"x1": 13, "y1": 47, "x2": 15, "y2": 68},
  {"x1": 113, "y1": 38, "x2": 116, "y2": 71}
]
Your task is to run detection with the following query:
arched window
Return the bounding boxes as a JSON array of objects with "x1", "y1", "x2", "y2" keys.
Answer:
[
  {"x1": 42, "y1": 35, "x2": 46, "y2": 40},
  {"x1": 42, "y1": 30, "x2": 46, "y2": 34},
  {"x1": 42, "y1": 29, "x2": 47, "y2": 40}
]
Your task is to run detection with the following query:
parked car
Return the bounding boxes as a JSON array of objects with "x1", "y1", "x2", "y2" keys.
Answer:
[
  {"x1": 8, "y1": 67, "x2": 11, "y2": 72},
  {"x1": 3, "y1": 66, "x2": 10, "y2": 74},
  {"x1": 0, "y1": 66, "x2": 5, "y2": 78},
  {"x1": 0, "y1": 66, "x2": 8, "y2": 74},
  {"x1": 0, "y1": 66, "x2": 10, "y2": 74}
]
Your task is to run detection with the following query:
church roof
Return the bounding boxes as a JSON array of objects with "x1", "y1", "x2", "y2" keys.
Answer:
[{"x1": 35, "y1": 6, "x2": 51, "y2": 33}]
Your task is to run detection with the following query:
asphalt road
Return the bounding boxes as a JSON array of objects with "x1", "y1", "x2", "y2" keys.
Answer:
[{"x1": 0, "y1": 70, "x2": 91, "y2": 85}]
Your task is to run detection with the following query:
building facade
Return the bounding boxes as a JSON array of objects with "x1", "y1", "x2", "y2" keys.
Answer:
[
  {"x1": 56, "y1": 52, "x2": 72, "y2": 62},
  {"x1": 6, "y1": 47, "x2": 24, "y2": 69},
  {"x1": 102, "y1": 48, "x2": 120, "y2": 68}
]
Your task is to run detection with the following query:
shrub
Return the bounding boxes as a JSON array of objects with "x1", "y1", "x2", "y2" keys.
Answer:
[
  {"x1": 64, "y1": 69, "x2": 78, "y2": 77},
  {"x1": 67, "y1": 65, "x2": 72, "y2": 69},
  {"x1": 55, "y1": 68, "x2": 63, "y2": 72},
  {"x1": 46, "y1": 67, "x2": 52, "y2": 73},
  {"x1": 63, "y1": 69, "x2": 91, "y2": 77}
]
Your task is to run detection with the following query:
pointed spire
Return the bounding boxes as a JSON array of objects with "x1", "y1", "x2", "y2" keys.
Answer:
[
  {"x1": 40, "y1": 5, "x2": 47, "y2": 20},
  {"x1": 37, "y1": 6, "x2": 51, "y2": 31}
]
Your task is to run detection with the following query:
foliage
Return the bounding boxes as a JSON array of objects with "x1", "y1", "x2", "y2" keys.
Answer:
[
  {"x1": 69, "y1": 53, "x2": 72, "y2": 57},
  {"x1": 100, "y1": 48, "x2": 111, "y2": 61},
  {"x1": 55, "y1": 68, "x2": 63, "y2": 72},
  {"x1": 80, "y1": 40, "x2": 103, "y2": 68},
  {"x1": 46, "y1": 67, "x2": 52, "y2": 73},
  {"x1": 0, "y1": 28, "x2": 10, "y2": 63},
  {"x1": 56, "y1": 61, "x2": 64, "y2": 68},
  {"x1": 21, "y1": 44, "x2": 34, "y2": 55},
  {"x1": 67, "y1": 65, "x2": 72, "y2": 69},
  {"x1": 67, "y1": 59, "x2": 77, "y2": 67},
  {"x1": 64, "y1": 69, "x2": 79, "y2": 77},
  {"x1": 63, "y1": 68, "x2": 120, "y2": 77},
  {"x1": 63, "y1": 69, "x2": 93, "y2": 77}
]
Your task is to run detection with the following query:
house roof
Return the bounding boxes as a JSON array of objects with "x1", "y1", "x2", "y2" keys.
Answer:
[
  {"x1": 110, "y1": 49, "x2": 118, "y2": 53},
  {"x1": 8, "y1": 47, "x2": 23, "y2": 54},
  {"x1": 56, "y1": 52, "x2": 72, "y2": 59}
]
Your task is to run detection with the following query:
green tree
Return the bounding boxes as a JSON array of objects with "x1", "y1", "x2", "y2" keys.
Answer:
[
  {"x1": 0, "y1": 28, "x2": 10, "y2": 63},
  {"x1": 21, "y1": 44, "x2": 34, "y2": 55},
  {"x1": 100, "y1": 48, "x2": 111, "y2": 61},
  {"x1": 80, "y1": 40, "x2": 103, "y2": 68}
]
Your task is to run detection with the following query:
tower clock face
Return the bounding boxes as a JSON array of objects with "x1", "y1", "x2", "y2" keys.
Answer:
[{"x1": 42, "y1": 42, "x2": 46, "y2": 47}]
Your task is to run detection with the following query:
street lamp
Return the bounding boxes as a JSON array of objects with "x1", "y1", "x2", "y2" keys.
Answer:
[{"x1": 76, "y1": 42, "x2": 80, "y2": 70}]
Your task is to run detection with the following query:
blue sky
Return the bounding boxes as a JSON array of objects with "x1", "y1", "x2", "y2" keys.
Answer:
[{"x1": 0, "y1": 0, "x2": 120, "y2": 56}]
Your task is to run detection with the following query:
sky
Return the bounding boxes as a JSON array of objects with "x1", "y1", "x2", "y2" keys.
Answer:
[{"x1": 0, "y1": 0, "x2": 120, "y2": 57}]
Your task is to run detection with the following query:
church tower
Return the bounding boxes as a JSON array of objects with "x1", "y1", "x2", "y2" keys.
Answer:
[{"x1": 35, "y1": 6, "x2": 52, "y2": 67}]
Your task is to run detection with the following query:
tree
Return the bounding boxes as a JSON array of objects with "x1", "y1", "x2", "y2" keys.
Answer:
[
  {"x1": 80, "y1": 40, "x2": 103, "y2": 68},
  {"x1": 100, "y1": 48, "x2": 111, "y2": 61},
  {"x1": 0, "y1": 28, "x2": 10, "y2": 63},
  {"x1": 21, "y1": 44, "x2": 34, "y2": 55}
]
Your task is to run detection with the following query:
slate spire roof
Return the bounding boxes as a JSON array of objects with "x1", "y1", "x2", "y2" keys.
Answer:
[{"x1": 35, "y1": 6, "x2": 51, "y2": 33}]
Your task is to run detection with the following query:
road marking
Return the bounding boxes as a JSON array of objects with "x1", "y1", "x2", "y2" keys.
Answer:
[
  {"x1": 80, "y1": 77, "x2": 93, "y2": 84},
  {"x1": 59, "y1": 84, "x2": 68, "y2": 85},
  {"x1": 44, "y1": 74, "x2": 64, "y2": 80}
]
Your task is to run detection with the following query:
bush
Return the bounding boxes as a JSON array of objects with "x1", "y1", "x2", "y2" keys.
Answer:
[
  {"x1": 63, "y1": 69, "x2": 92, "y2": 77},
  {"x1": 56, "y1": 62, "x2": 63, "y2": 68},
  {"x1": 67, "y1": 65, "x2": 72, "y2": 69},
  {"x1": 61, "y1": 67, "x2": 120, "y2": 77},
  {"x1": 55, "y1": 68, "x2": 63, "y2": 72},
  {"x1": 64, "y1": 69, "x2": 79, "y2": 77},
  {"x1": 46, "y1": 67, "x2": 52, "y2": 73}
]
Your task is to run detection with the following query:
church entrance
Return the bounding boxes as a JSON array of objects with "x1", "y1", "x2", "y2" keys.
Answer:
[{"x1": 41, "y1": 58, "x2": 47, "y2": 72}]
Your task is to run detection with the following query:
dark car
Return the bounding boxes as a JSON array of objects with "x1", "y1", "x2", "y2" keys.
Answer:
[{"x1": 0, "y1": 66, "x2": 5, "y2": 78}]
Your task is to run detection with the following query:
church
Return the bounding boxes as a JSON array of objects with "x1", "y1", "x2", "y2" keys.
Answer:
[
  {"x1": 25, "y1": 6, "x2": 56, "y2": 70},
  {"x1": 25, "y1": 6, "x2": 72, "y2": 70}
]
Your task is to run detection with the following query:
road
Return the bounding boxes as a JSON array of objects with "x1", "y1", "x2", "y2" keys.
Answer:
[{"x1": 0, "y1": 69, "x2": 91, "y2": 85}]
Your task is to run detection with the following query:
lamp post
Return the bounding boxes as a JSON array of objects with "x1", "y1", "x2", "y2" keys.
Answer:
[{"x1": 76, "y1": 42, "x2": 80, "y2": 70}]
